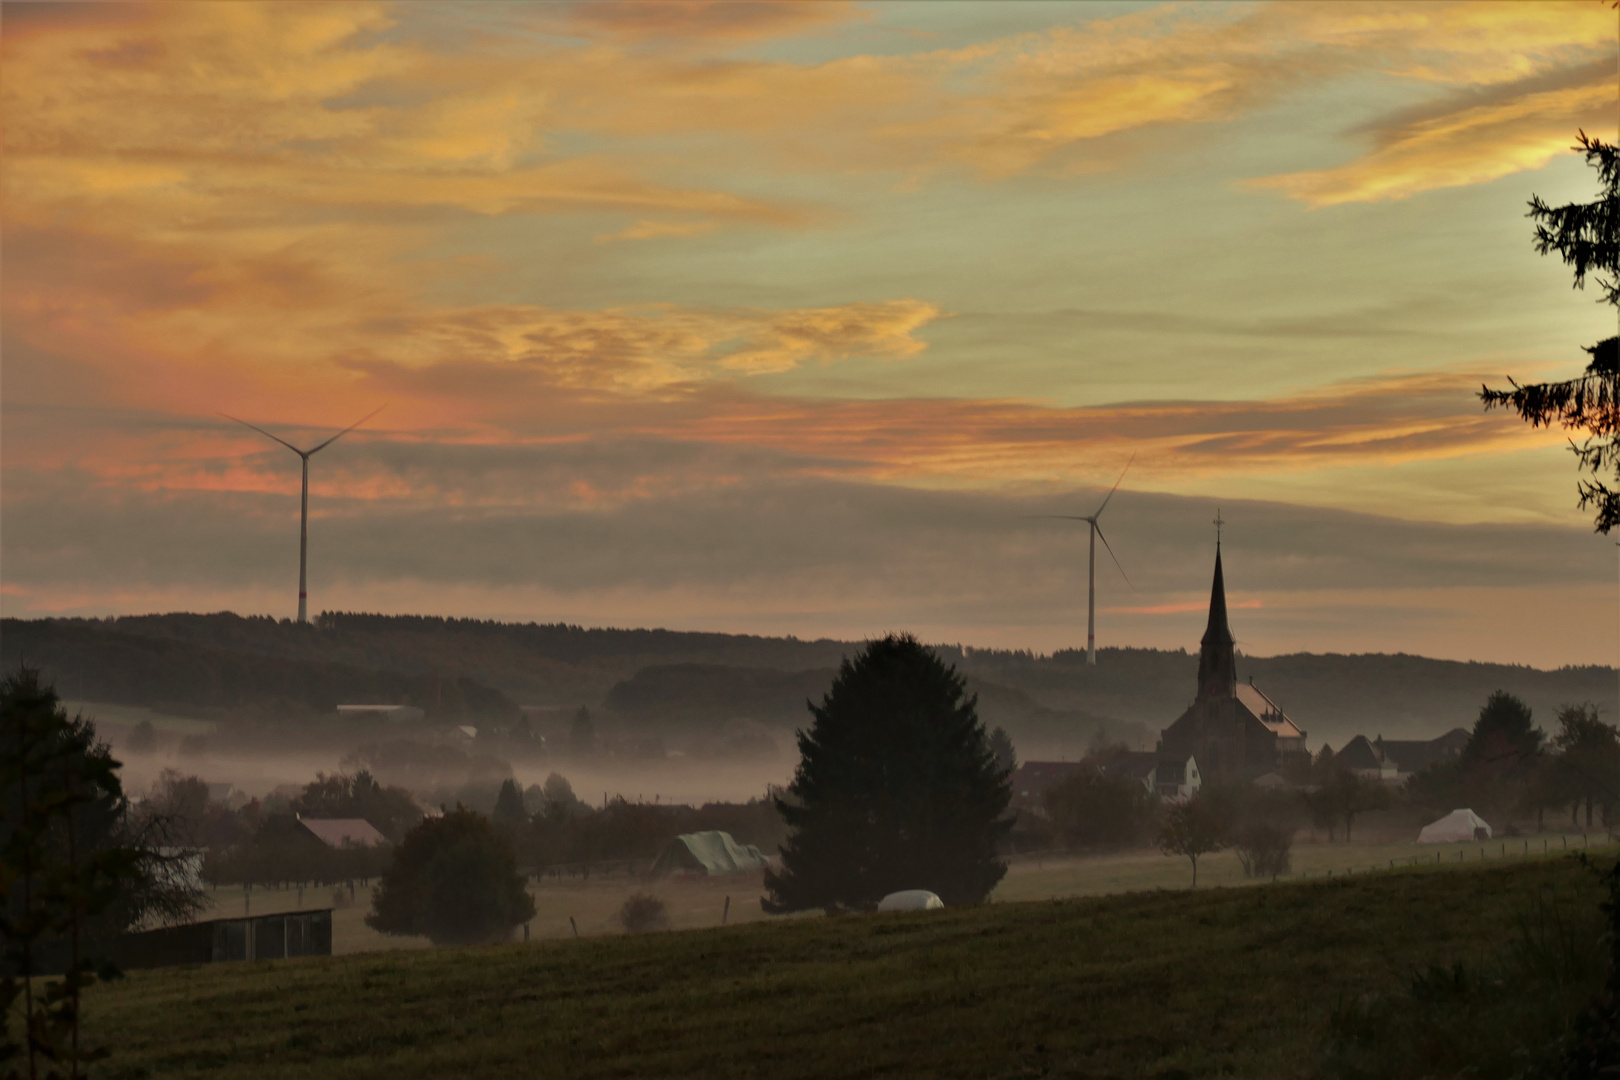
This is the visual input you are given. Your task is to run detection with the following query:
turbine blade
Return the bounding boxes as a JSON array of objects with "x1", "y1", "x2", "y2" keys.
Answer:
[
  {"x1": 221, "y1": 413, "x2": 305, "y2": 456},
  {"x1": 1092, "y1": 453, "x2": 1136, "y2": 518},
  {"x1": 1093, "y1": 522, "x2": 1134, "y2": 590},
  {"x1": 307, "y1": 404, "x2": 386, "y2": 455},
  {"x1": 1019, "y1": 515, "x2": 1093, "y2": 521}
]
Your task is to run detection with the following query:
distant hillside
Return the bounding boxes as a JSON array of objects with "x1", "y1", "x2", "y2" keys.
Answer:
[
  {"x1": 601, "y1": 662, "x2": 1128, "y2": 755},
  {"x1": 2, "y1": 613, "x2": 1611, "y2": 754},
  {"x1": 954, "y1": 646, "x2": 1617, "y2": 748},
  {"x1": 0, "y1": 617, "x2": 518, "y2": 724},
  {"x1": 46, "y1": 611, "x2": 853, "y2": 705}
]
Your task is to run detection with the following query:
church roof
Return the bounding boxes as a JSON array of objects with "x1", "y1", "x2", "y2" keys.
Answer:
[
  {"x1": 1235, "y1": 682, "x2": 1306, "y2": 741},
  {"x1": 1196, "y1": 544, "x2": 1238, "y2": 701},
  {"x1": 1202, "y1": 546, "x2": 1234, "y2": 649}
]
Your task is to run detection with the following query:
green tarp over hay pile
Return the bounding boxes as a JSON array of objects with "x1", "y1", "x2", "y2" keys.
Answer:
[{"x1": 649, "y1": 830, "x2": 770, "y2": 877}]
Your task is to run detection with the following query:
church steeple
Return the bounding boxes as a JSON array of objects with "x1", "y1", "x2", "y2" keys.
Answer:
[{"x1": 1196, "y1": 542, "x2": 1237, "y2": 701}]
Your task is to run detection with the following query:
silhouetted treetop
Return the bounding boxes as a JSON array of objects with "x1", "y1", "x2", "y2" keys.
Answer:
[{"x1": 1483, "y1": 132, "x2": 1620, "y2": 532}]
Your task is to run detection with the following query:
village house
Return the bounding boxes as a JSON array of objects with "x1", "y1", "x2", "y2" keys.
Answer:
[{"x1": 1335, "y1": 729, "x2": 1470, "y2": 784}]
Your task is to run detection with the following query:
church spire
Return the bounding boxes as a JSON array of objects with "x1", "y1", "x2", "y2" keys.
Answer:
[{"x1": 1196, "y1": 537, "x2": 1236, "y2": 701}]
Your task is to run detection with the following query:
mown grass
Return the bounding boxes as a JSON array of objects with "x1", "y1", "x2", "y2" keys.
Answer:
[
  {"x1": 197, "y1": 831, "x2": 1609, "y2": 957},
  {"x1": 82, "y1": 855, "x2": 1608, "y2": 1080}
]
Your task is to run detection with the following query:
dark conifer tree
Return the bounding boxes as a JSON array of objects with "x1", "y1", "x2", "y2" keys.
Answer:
[
  {"x1": 1462, "y1": 690, "x2": 1543, "y2": 768},
  {"x1": 491, "y1": 778, "x2": 528, "y2": 827},
  {"x1": 989, "y1": 726, "x2": 1017, "y2": 775},
  {"x1": 762, "y1": 634, "x2": 1011, "y2": 913},
  {"x1": 1482, "y1": 132, "x2": 1619, "y2": 532}
]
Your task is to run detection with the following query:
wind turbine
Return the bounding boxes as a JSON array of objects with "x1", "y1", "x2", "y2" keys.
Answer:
[
  {"x1": 1029, "y1": 456, "x2": 1134, "y2": 666},
  {"x1": 223, "y1": 406, "x2": 384, "y2": 624}
]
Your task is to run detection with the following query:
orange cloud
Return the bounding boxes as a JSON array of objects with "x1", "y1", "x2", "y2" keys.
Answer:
[
  {"x1": 595, "y1": 220, "x2": 722, "y2": 244},
  {"x1": 0, "y1": 0, "x2": 1601, "y2": 502},
  {"x1": 3, "y1": 347, "x2": 1556, "y2": 510},
  {"x1": 1252, "y1": 74, "x2": 1616, "y2": 206},
  {"x1": 1105, "y1": 599, "x2": 1263, "y2": 615},
  {"x1": 558, "y1": 1, "x2": 862, "y2": 43},
  {"x1": 637, "y1": 367, "x2": 1557, "y2": 484},
  {"x1": 890, "y1": 1, "x2": 1614, "y2": 178},
  {"x1": 7, "y1": 0, "x2": 1609, "y2": 262}
]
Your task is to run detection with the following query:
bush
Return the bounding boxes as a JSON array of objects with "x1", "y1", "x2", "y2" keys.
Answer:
[
  {"x1": 616, "y1": 892, "x2": 669, "y2": 934},
  {"x1": 1044, "y1": 771, "x2": 1155, "y2": 850},
  {"x1": 1322, "y1": 872, "x2": 1609, "y2": 1080},
  {"x1": 367, "y1": 806, "x2": 535, "y2": 946},
  {"x1": 1233, "y1": 821, "x2": 1293, "y2": 880}
]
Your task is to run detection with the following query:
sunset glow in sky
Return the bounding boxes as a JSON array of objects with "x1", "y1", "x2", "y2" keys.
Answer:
[{"x1": 4, "y1": 0, "x2": 1618, "y2": 666}]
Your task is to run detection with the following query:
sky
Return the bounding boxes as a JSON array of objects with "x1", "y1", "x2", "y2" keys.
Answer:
[{"x1": 3, "y1": 0, "x2": 1619, "y2": 668}]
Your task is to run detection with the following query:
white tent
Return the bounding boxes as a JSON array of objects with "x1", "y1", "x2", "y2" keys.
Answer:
[
  {"x1": 876, "y1": 890, "x2": 944, "y2": 912},
  {"x1": 1417, "y1": 809, "x2": 1492, "y2": 845},
  {"x1": 648, "y1": 831, "x2": 770, "y2": 877}
]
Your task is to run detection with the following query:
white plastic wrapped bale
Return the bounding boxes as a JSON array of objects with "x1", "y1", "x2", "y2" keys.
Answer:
[
  {"x1": 1417, "y1": 808, "x2": 1493, "y2": 844},
  {"x1": 876, "y1": 890, "x2": 944, "y2": 912}
]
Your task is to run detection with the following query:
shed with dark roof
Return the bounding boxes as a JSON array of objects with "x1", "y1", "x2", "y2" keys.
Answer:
[{"x1": 297, "y1": 817, "x2": 388, "y2": 848}]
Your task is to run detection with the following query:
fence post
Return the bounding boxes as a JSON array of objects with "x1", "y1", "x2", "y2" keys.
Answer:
[{"x1": 722, "y1": 896, "x2": 730, "y2": 925}]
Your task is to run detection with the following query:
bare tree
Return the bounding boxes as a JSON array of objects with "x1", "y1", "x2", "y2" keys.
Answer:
[{"x1": 1158, "y1": 796, "x2": 1225, "y2": 888}]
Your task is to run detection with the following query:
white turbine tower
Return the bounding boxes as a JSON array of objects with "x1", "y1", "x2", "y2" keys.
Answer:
[
  {"x1": 224, "y1": 407, "x2": 383, "y2": 624},
  {"x1": 1031, "y1": 457, "x2": 1134, "y2": 666}
]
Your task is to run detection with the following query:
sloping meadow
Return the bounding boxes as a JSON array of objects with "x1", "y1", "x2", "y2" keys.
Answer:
[{"x1": 84, "y1": 857, "x2": 1606, "y2": 1079}]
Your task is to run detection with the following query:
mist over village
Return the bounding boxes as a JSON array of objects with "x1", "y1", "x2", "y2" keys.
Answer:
[{"x1": 4, "y1": 2, "x2": 1620, "y2": 1077}]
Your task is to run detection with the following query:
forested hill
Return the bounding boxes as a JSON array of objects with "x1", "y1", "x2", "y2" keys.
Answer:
[
  {"x1": 0, "y1": 616, "x2": 518, "y2": 724},
  {"x1": 1, "y1": 613, "x2": 1612, "y2": 751}
]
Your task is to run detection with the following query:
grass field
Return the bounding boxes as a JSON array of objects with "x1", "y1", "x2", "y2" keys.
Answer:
[
  {"x1": 85, "y1": 851, "x2": 1613, "y2": 1079},
  {"x1": 199, "y1": 830, "x2": 1616, "y2": 956}
]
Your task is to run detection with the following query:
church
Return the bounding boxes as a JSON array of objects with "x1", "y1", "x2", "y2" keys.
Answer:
[{"x1": 1157, "y1": 542, "x2": 1307, "y2": 784}]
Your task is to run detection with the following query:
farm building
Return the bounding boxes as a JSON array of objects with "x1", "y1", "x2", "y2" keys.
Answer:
[
  {"x1": 297, "y1": 817, "x2": 387, "y2": 848},
  {"x1": 649, "y1": 830, "x2": 770, "y2": 877},
  {"x1": 113, "y1": 909, "x2": 333, "y2": 969}
]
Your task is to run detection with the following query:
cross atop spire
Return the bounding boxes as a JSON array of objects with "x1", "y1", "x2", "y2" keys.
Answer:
[{"x1": 1213, "y1": 507, "x2": 1225, "y2": 544}]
